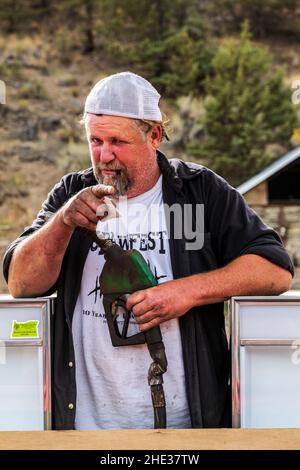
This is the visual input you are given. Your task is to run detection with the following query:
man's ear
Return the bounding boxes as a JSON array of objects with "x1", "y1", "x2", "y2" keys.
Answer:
[{"x1": 149, "y1": 125, "x2": 162, "y2": 149}]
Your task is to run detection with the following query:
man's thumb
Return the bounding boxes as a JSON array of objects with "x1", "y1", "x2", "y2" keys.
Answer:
[{"x1": 91, "y1": 184, "x2": 115, "y2": 197}]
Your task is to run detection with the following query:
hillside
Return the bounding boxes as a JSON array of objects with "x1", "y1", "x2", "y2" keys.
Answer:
[{"x1": 0, "y1": 33, "x2": 299, "y2": 293}]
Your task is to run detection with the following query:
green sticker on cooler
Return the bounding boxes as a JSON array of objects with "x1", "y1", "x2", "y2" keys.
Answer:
[{"x1": 11, "y1": 320, "x2": 40, "y2": 339}]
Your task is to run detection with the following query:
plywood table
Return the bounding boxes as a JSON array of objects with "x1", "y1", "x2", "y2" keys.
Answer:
[{"x1": 0, "y1": 429, "x2": 300, "y2": 450}]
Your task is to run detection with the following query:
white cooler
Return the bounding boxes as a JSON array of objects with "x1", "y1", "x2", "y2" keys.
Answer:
[
  {"x1": 231, "y1": 292, "x2": 300, "y2": 428},
  {"x1": 0, "y1": 295, "x2": 54, "y2": 430}
]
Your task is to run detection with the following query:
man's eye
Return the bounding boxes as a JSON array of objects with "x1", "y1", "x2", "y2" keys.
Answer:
[{"x1": 91, "y1": 138, "x2": 101, "y2": 144}]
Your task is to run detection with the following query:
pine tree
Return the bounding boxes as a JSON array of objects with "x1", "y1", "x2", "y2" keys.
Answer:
[
  {"x1": 97, "y1": 0, "x2": 213, "y2": 98},
  {"x1": 206, "y1": 0, "x2": 300, "y2": 38},
  {"x1": 0, "y1": 0, "x2": 31, "y2": 32},
  {"x1": 188, "y1": 22, "x2": 297, "y2": 185}
]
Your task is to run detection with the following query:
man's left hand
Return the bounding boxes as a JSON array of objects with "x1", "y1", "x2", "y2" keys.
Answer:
[{"x1": 126, "y1": 279, "x2": 193, "y2": 332}]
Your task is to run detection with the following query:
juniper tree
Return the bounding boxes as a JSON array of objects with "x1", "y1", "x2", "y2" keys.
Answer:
[{"x1": 189, "y1": 22, "x2": 297, "y2": 185}]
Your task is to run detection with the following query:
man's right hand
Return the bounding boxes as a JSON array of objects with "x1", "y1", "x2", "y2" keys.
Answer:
[
  {"x1": 8, "y1": 184, "x2": 116, "y2": 297},
  {"x1": 60, "y1": 184, "x2": 115, "y2": 232}
]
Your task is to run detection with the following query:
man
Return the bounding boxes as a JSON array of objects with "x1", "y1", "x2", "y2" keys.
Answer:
[{"x1": 3, "y1": 72, "x2": 293, "y2": 430}]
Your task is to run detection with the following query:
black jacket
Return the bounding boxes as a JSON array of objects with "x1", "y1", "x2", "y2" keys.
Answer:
[{"x1": 3, "y1": 151, "x2": 294, "y2": 429}]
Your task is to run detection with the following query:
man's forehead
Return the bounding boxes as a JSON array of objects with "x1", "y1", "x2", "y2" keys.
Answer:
[{"x1": 86, "y1": 113, "x2": 137, "y2": 132}]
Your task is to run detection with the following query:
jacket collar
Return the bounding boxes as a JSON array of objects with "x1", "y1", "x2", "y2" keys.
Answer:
[{"x1": 157, "y1": 150, "x2": 183, "y2": 193}]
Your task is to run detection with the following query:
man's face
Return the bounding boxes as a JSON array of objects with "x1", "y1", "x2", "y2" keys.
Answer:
[{"x1": 86, "y1": 114, "x2": 160, "y2": 198}]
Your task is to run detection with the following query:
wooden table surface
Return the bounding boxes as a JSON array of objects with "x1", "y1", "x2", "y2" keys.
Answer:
[{"x1": 0, "y1": 428, "x2": 300, "y2": 450}]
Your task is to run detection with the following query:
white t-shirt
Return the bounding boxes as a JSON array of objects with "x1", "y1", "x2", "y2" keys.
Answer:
[{"x1": 72, "y1": 175, "x2": 191, "y2": 429}]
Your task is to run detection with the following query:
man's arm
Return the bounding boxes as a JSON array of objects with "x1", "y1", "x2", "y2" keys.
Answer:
[
  {"x1": 7, "y1": 184, "x2": 114, "y2": 298},
  {"x1": 127, "y1": 254, "x2": 292, "y2": 331},
  {"x1": 8, "y1": 210, "x2": 73, "y2": 297}
]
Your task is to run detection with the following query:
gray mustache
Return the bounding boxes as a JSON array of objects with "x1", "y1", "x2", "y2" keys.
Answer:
[{"x1": 98, "y1": 165, "x2": 125, "y2": 171}]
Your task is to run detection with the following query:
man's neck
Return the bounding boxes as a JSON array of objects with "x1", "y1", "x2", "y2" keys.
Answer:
[{"x1": 126, "y1": 166, "x2": 161, "y2": 198}]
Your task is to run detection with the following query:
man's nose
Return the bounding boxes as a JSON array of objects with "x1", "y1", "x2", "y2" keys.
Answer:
[{"x1": 100, "y1": 142, "x2": 115, "y2": 163}]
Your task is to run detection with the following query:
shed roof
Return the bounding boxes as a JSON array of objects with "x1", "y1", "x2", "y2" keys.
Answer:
[{"x1": 237, "y1": 147, "x2": 300, "y2": 195}]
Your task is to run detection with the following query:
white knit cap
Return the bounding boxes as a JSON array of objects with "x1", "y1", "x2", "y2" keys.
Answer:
[{"x1": 84, "y1": 71, "x2": 162, "y2": 121}]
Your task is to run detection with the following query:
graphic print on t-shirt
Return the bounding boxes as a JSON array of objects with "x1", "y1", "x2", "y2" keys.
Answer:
[
  {"x1": 84, "y1": 231, "x2": 168, "y2": 336},
  {"x1": 87, "y1": 233, "x2": 168, "y2": 298}
]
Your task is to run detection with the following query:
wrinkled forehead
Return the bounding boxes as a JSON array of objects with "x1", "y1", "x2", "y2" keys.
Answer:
[{"x1": 85, "y1": 113, "x2": 139, "y2": 134}]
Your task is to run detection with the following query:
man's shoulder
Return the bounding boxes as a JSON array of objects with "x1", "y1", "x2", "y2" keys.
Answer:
[
  {"x1": 61, "y1": 167, "x2": 95, "y2": 184},
  {"x1": 58, "y1": 167, "x2": 96, "y2": 193},
  {"x1": 167, "y1": 158, "x2": 227, "y2": 186},
  {"x1": 168, "y1": 158, "x2": 205, "y2": 178},
  {"x1": 162, "y1": 156, "x2": 239, "y2": 205}
]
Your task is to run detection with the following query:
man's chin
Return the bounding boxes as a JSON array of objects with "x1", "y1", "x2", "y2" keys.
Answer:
[
  {"x1": 95, "y1": 171, "x2": 129, "y2": 197},
  {"x1": 102, "y1": 174, "x2": 117, "y2": 187}
]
